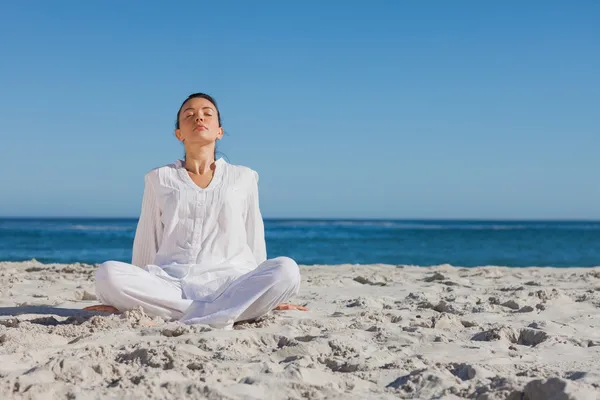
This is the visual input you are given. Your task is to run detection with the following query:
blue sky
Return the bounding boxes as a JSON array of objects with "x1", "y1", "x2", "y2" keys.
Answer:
[{"x1": 0, "y1": 1, "x2": 598, "y2": 219}]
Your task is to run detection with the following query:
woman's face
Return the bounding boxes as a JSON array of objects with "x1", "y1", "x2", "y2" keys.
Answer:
[{"x1": 175, "y1": 97, "x2": 223, "y2": 146}]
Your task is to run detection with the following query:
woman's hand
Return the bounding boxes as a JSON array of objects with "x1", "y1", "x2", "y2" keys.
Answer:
[{"x1": 274, "y1": 303, "x2": 309, "y2": 311}]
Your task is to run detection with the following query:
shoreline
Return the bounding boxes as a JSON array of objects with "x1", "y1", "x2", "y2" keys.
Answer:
[
  {"x1": 3, "y1": 259, "x2": 600, "y2": 269},
  {"x1": 1, "y1": 260, "x2": 599, "y2": 398}
]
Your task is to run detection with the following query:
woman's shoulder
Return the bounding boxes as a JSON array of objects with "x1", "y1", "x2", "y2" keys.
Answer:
[
  {"x1": 142, "y1": 161, "x2": 182, "y2": 184},
  {"x1": 223, "y1": 160, "x2": 259, "y2": 183}
]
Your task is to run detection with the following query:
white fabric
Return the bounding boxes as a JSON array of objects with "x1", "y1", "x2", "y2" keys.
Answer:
[
  {"x1": 94, "y1": 158, "x2": 301, "y2": 328},
  {"x1": 95, "y1": 257, "x2": 300, "y2": 329},
  {"x1": 131, "y1": 158, "x2": 267, "y2": 299}
]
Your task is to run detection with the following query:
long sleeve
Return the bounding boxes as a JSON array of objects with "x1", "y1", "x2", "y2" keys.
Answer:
[
  {"x1": 132, "y1": 174, "x2": 163, "y2": 267},
  {"x1": 245, "y1": 171, "x2": 267, "y2": 265}
]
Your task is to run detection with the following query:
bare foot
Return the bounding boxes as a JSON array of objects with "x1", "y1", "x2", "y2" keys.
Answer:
[
  {"x1": 274, "y1": 303, "x2": 309, "y2": 311},
  {"x1": 83, "y1": 305, "x2": 120, "y2": 313}
]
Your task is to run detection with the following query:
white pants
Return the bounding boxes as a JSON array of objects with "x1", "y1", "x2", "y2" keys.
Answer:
[{"x1": 94, "y1": 257, "x2": 301, "y2": 329}]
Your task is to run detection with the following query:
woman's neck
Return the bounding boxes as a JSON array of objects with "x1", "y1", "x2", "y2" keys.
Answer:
[{"x1": 184, "y1": 145, "x2": 215, "y2": 175}]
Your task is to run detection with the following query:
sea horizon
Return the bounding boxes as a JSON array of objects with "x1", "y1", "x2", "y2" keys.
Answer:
[{"x1": 2, "y1": 216, "x2": 600, "y2": 222}]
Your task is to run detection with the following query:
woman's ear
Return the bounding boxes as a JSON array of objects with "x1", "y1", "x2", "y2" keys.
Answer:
[
  {"x1": 217, "y1": 127, "x2": 224, "y2": 140},
  {"x1": 175, "y1": 128, "x2": 184, "y2": 142}
]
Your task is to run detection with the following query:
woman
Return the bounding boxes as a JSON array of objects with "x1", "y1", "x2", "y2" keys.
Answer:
[{"x1": 88, "y1": 93, "x2": 306, "y2": 329}]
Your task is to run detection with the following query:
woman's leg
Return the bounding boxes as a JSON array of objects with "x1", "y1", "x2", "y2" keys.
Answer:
[
  {"x1": 95, "y1": 261, "x2": 192, "y2": 320},
  {"x1": 179, "y1": 256, "x2": 301, "y2": 328}
]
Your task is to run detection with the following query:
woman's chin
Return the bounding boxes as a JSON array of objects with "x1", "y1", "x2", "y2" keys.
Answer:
[{"x1": 184, "y1": 136, "x2": 217, "y2": 146}]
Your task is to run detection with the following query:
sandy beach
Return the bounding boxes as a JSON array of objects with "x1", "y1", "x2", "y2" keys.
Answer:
[{"x1": 1, "y1": 260, "x2": 599, "y2": 399}]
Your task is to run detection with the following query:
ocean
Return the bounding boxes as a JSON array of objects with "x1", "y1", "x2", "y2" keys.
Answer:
[{"x1": 0, "y1": 218, "x2": 599, "y2": 267}]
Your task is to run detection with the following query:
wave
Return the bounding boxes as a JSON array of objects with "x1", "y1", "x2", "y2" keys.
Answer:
[
  {"x1": 266, "y1": 220, "x2": 600, "y2": 231},
  {"x1": 68, "y1": 225, "x2": 133, "y2": 231}
]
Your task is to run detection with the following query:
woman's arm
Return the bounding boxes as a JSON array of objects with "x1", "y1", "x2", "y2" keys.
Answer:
[
  {"x1": 245, "y1": 171, "x2": 267, "y2": 265},
  {"x1": 132, "y1": 174, "x2": 163, "y2": 267}
]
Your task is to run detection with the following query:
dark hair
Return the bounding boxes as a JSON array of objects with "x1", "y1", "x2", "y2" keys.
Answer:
[{"x1": 176, "y1": 93, "x2": 222, "y2": 161}]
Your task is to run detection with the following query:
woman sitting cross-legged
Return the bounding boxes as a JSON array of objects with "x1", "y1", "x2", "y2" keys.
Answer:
[{"x1": 87, "y1": 92, "x2": 307, "y2": 329}]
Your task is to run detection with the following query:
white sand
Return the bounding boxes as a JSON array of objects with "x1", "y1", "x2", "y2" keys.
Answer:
[{"x1": 1, "y1": 260, "x2": 600, "y2": 399}]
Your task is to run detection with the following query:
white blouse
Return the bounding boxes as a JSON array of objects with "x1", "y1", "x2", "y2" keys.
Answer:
[{"x1": 130, "y1": 158, "x2": 267, "y2": 299}]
